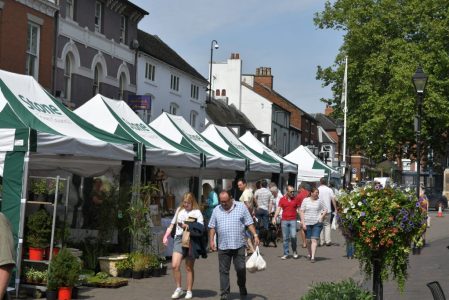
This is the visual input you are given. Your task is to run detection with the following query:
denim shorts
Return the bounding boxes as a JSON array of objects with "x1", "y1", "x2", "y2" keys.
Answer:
[
  {"x1": 173, "y1": 236, "x2": 183, "y2": 254},
  {"x1": 306, "y1": 222, "x2": 323, "y2": 240}
]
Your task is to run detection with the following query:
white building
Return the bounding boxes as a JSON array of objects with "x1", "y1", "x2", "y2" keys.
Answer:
[
  {"x1": 136, "y1": 30, "x2": 208, "y2": 130},
  {"x1": 212, "y1": 54, "x2": 273, "y2": 143}
]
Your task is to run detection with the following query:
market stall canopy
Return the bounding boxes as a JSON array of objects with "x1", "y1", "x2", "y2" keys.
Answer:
[
  {"x1": 150, "y1": 113, "x2": 246, "y2": 177},
  {"x1": 239, "y1": 131, "x2": 297, "y2": 174},
  {"x1": 202, "y1": 125, "x2": 280, "y2": 177},
  {"x1": 0, "y1": 70, "x2": 139, "y2": 169},
  {"x1": 74, "y1": 95, "x2": 202, "y2": 170},
  {"x1": 285, "y1": 145, "x2": 339, "y2": 180}
]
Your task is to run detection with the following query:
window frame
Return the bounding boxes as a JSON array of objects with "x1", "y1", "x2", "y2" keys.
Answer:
[
  {"x1": 25, "y1": 22, "x2": 40, "y2": 80},
  {"x1": 170, "y1": 74, "x2": 179, "y2": 91},
  {"x1": 92, "y1": 64, "x2": 101, "y2": 96},
  {"x1": 120, "y1": 15, "x2": 127, "y2": 43},
  {"x1": 64, "y1": 54, "x2": 72, "y2": 101},
  {"x1": 190, "y1": 84, "x2": 199, "y2": 100},
  {"x1": 66, "y1": 0, "x2": 74, "y2": 19},
  {"x1": 119, "y1": 73, "x2": 126, "y2": 100},
  {"x1": 145, "y1": 62, "x2": 155, "y2": 81},
  {"x1": 169, "y1": 103, "x2": 179, "y2": 115},
  {"x1": 190, "y1": 110, "x2": 198, "y2": 127},
  {"x1": 94, "y1": 1, "x2": 102, "y2": 33}
]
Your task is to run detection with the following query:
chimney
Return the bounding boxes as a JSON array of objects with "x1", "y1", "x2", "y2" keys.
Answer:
[
  {"x1": 254, "y1": 66, "x2": 273, "y2": 89},
  {"x1": 230, "y1": 53, "x2": 240, "y2": 60},
  {"x1": 324, "y1": 104, "x2": 334, "y2": 116}
]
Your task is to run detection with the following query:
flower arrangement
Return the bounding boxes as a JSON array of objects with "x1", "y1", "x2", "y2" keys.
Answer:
[{"x1": 337, "y1": 185, "x2": 427, "y2": 291}]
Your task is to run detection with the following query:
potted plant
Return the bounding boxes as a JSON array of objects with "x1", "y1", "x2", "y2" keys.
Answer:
[
  {"x1": 301, "y1": 278, "x2": 373, "y2": 300},
  {"x1": 131, "y1": 252, "x2": 145, "y2": 279},
  {"x1": 47, "y1": 248, "x2": 81, "y2": 300},
  {"x1": 115, "y1": 257, "x2": 132, "y2": 278},
  {"x1": 26, "y1": 208, "x2": 52, "y2": 260},
  {"x1": 31, "y1": 178, "x2": 48, "y2": 201}
]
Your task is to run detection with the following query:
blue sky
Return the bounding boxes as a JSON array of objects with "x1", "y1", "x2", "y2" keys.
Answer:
[{"x1": 133, "y1": 0, "x2": 343, "y2": 114}]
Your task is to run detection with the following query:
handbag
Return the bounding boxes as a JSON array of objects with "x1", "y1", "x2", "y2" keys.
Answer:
[
  {"x1": 170, "y1": 207, "x2": 181, "y2": 238},
  {"x1": 246, "y1": 247, "x2": 266, "y2": 273},
  {"x1": 331, "y1": 214, "x2": 338, "y2": 230},
  {"x1": 181, "y1": 227, "x2": 190, "y2": 248}
]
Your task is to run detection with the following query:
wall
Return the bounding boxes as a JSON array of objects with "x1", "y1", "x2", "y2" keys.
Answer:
[
  {"x1": 213, "y1": 57, "x2": 242, "y2": 110},
  {"x1": 136, "y1": 53, "x2": 207, "y2": 131},
  {"x1": 241, "y1": 86, "x2": 272, "y2": 138},
  {"x1": 0, "y1": 0, "x2": 56, "y2": 90}
]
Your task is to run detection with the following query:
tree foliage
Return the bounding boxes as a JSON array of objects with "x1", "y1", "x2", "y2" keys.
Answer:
[{"x1": 314, "y1": 0, "x2": 449, "y2": 165}]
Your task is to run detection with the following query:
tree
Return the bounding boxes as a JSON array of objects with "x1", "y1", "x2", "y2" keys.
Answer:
[{"x1": 314, "y1": 0, "x2": 449, "y2": 164}]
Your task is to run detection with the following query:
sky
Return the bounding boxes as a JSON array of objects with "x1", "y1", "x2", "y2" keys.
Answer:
[{"x1": 132, "y1": 0, "x2": 344, "y2": 114}]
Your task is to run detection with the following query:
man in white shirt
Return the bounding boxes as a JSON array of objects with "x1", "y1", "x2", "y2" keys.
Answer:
[
  {"x1": 254, "y1": 180, "x2": 272, "y2": 230},
  {"x1": 318, "y1": 178, "x2": 337, "y2": 246}
]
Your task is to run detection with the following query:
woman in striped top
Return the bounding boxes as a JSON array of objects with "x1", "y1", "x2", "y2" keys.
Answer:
[{"x1": 299, "y1": 187, "x2": 327, "y2": 263}]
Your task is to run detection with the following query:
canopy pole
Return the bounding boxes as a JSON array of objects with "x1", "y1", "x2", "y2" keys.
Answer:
[{"x1": 15, "y1": 151, "x2": 30, "y2": 297}]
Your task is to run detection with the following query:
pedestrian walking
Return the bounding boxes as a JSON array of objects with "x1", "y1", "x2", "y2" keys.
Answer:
[
  {"x1": 318, "y1": 178, "x2": 337, "y2": 246},
  {"x1": 295, "y1": 183, "x2": 310, "y2": 249},
  {"x1": 300, "y1": 187, "x2": 327, "y2": 263},
  {"x1": 163, "y1": 192, "x2": 204, "y2": 299},
  {"x1": 0, "y1": 212, "x2": 15, "y2": 300},
  {"x1": 237, "y1": 179, "x2": 255, "y2": 255},
  {"x1": 254, "y1": 180, "x2": 272, "y2": 230},
  {"x1": 273, "y1": 185, "x2": 301, "y2": 259},
  {"x1": 208, "y1": 190, "x2": 259, "y2": 300}
]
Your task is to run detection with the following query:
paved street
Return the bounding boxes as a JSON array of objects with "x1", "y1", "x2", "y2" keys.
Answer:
[{"x1": 26, "y1": 210, "x2": 449, "y2": 299}]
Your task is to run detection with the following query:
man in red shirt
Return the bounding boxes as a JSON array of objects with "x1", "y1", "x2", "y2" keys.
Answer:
[
  {"x1": 272, "y1": 185, "x2": 301, "y2": 259},
  {"x1": 295, "y1": 183, "x2": 310, "y2": 248}
]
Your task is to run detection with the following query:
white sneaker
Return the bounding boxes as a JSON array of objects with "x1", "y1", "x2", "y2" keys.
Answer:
[
  {"x1": 171, "y1": 288, "x2": 185, "y2": 299},
  {"x1": 281, "y1": 255, "x2": 288, "y2": 260},
  {"x1": 293, "y1": 252, "x2": 299, "y2": 259},
  {"x1": 185, "y1": 291, "x2": 193, "y2": 299}
]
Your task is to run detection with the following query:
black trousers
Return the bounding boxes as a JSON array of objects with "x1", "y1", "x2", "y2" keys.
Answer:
[{"x1": 218, "y1": 246, "x2": 246, "y2": 297}]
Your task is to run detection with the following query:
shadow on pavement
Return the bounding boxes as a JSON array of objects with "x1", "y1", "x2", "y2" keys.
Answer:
[
  {"x1": 228, "y1": 292, "x2": 268, "y2": 300},
  {"x1": 190, "y1": 289, "x2": 218, "y2": 298}
]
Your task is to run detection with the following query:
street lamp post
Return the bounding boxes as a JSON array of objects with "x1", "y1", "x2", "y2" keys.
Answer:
[
  {"x1": 336, "y1": 122, "x2": 343, "y2": 188},
  {"x1": 412, "y1": 66, "x2": 428, "y2": 200},
  {"x1": 208, "y1": 40, "x2": 219, "y2": 104}
]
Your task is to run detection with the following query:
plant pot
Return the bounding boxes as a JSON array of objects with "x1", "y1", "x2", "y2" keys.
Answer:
[
  {"x1": 143, "y1": 269, "x2": 150, "y2": 278},
  {"x1": 58, "y1": 287, "x2": 72, "y2": 300},
  {"x1": 153, "y1": 268, "x2": 161, "y2": 277},
  {"x1": 71, "y1": 287, "x2": 78, "y2": 299},
  {"x1": 46, "y1": 290, "x2": 57, "y2": 300},
  {"x1": 122, "y1": 268, "x2": 132, "y2": 278},
  {"x1": 45, "y1": 247, "x2": 60, "y2": 259},
  {"x1": 132, "y1": 270, "x2": 142, "y2": 279},
  {"x1": 29, "y1": 247, "x2": 45, "y2": 260},
  {"x1": 161, "y1": 265, "x2": 167, "y2": 275}
]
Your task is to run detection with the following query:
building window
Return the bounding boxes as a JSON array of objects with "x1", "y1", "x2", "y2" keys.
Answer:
[
  {"x1": 64, "y1": 54, "x2": 72, "y2": 101},
  {"x1": 215, "y1": 89, "x2": 220, "y2": 96},
  {"x1": 170, "y1": 74, "x2": 179, "y2": 91},
  {"x1": 169, "y1": 103, "x2": 179, "y2": 115},
  {"x1": 66, "y1": 0, "x2": 74, "y2": 19},
  {"x1": 221, "y1": 89, "x2": 226, "y2": 96},
  {"x1": 145, "y1": 62, "x2": 155, "y2": 81},
  {"x1": 92, "y1": 64, "x2": 101, "y2": 96},
  {"x1": 25, "y1": 22, "x2": 40, "y2": 79},
  {"x1": 94, "y1": 1, "x2": 102, "y2": 33},
  {"x1": 283, "y1": 133, "x2": 288, "y2": 155},
  {"x1": 120, "y1": 15, "x2": 127, "y2": 43},
  {"x1": 272, "y1": 129, "x2": 277, "y2": 148},
  {"x1": 190, "y1": 84, "x2": 199, "y2": 100},
  {"x1": 119, "y1": 73, "x2": 126, "y2": 100},
  {"x1": 190, "y1": 111, "x2": 198, "y2": 128}
]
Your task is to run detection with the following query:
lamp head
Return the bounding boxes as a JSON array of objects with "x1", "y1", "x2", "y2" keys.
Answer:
[
  {"x1": 214, "y1": 43, "x2": 219, "y2": 50},
  {"x1": 412, "y1": 66, "x2": 428, "y2": 94}
]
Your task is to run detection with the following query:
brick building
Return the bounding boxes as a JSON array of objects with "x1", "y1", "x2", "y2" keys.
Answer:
[{"x1": 0, "y1": 0, "x2": 58, "y2": 90}]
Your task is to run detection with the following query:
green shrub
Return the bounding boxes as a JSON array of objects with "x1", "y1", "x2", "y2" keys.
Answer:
[
  {"x1": 47, "y1": 248, "x2": 81, "y2": 288},
  {"x1": 301, "y1": 278, "x2": 373, "y2": 300},
  {"x1": 26, "y1": 209, "x2": 52, "y2": 248}
]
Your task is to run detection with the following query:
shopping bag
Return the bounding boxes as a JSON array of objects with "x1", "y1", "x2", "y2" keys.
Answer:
[
  {"x1": 254, "y1": 247, "x2": 266, "y2": 271},
  {"x1": 427, "y1": 216, "x2": 431, "y2": 228},
  {"x1": 245, "y1": 249, "x2": 258, "y2": 273},
  {"x1": 331, "y1": 214, "x2": 338, "y2": 230},
  {"x1": 181, "y1": 228, "x2": 190, "y2": 248}
]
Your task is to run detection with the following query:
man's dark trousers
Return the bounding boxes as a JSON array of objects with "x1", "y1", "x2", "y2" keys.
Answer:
[{"x1": 218, "y1": 246, "x2": 246, "y2": 298}]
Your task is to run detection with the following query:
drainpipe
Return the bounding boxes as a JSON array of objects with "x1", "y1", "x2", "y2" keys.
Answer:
[{"x1": 51, "y1": 9, "x2": 59, "y2": 95}]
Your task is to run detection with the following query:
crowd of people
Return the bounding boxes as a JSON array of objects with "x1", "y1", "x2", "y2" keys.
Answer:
[{"x1": 163, "y1": 178, "x2": 339, "y2": 300}]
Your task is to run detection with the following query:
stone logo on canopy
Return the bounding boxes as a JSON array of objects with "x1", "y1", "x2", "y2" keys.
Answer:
[{"x1": 18, "y1": 94, "x2": 62, "y2": 116}]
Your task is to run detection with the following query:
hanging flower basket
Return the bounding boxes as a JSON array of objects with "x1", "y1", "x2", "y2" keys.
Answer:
[{"x1": 337, "y1": 185, "x2": 426, "y2": 291}]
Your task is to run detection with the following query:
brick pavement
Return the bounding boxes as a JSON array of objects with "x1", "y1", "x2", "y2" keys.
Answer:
[{"x1": 25, "y1": 210, "x2": 449, "y2": 299}]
